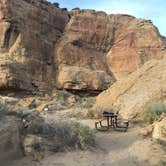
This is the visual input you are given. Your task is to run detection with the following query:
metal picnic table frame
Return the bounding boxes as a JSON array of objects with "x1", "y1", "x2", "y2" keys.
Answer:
[{"x1": 95, "y1": 111, "x2": 129, "y2": 132}]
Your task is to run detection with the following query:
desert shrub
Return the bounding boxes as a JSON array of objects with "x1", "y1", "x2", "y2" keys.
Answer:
[
  {"x1": 75, "y1": 97, "x2": 95, "y2": 109},
  {"x1": 0, "y1": 102, "x2": 9, "y2": 111},
  {"x1": 57, "y1": 90, "x2": 72, "y2": 100},
  {"x1": 86, "y1": 110, "x2": 95, "y2": 119},
  {"x1": 12, "y1": 105, "x2": 34, "y2": 116},
  {"x1": 0, "y1": 101, "x2": 33, "y2": 117},
  {"x1": 54, "y1": 90, "x2": 72, "y2": 106},
  {"x1": 143, "y1": 103, "x2": 166, "y2": 124},
  {"x1": 157, "y1": 160, "x2": 166, "y2": 166},
  {"x1": 33, "y1": 121, "x2": 96, "y2": 150},
  {"x1": 155, "y1": 139, "x2": 166, "y2": 146},
  {"x1": 69, "y1": 122, "x2": 96, "y2": 149}
]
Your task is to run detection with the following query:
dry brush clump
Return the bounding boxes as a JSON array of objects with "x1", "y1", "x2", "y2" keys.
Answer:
[
  {"x1": 24, "y1": 118, "x2": 96, "y2": 154},
  {"x1": 74, "y1": 97, "x2": 96, "y2": 109},
  {"x1": 0, "y1": 101, "x2": 34, "y2": 117},
  {"x1": 157, "y1": 160, "x2": 166, "y2": 166},
  {"x1": 142, "y1": 102, "x2": 166, "y2": 124}
]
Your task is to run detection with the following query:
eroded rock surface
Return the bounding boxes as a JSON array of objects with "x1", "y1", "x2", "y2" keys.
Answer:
[
  {"x1": 57, "y1": 65, "x2": 113, "y2": 91},
  {"x1": 153, "y1": 118, "x2": 166, "y2": 142},
  {"x1": 95, "y1": 58, "x2": 166, "y2": 119},
  {"x1": 0, "y1": 0, "x2": 69, "y2": 93},
  {"x1": 55, "y1": 9, "x2": 166, "y2": 86},
  {"x1": 0, "y1": 1, "x2": 166, "y2": 94},
  {"x1": 0, "y1": 116, "x2": 22, "y2": 163}
]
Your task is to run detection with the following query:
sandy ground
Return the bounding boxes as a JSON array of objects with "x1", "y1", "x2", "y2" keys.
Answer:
[{"x1": 4, "y1": 119, "x2": 166, "y2": 166}]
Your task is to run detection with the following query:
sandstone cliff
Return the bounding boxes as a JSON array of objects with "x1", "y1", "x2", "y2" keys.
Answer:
[
  {"x1": 0, "y1": 0, "x2": 69, "y2": 93},
  {"x1": 95, "y1": 58, "x2": 166, "y2": 119},
  {"x1": 0, "y1": 0, "x2": 165, "y2": 94}
]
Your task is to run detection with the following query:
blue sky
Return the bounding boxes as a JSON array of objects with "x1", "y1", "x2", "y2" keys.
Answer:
[{"x1": 49, "y1": 0, "x2": 166, "y2": 36}]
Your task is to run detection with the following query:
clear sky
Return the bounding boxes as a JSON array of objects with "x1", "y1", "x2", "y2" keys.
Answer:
[{"x1": 49, "y1": 0, "x2": 166, "y2": 36}]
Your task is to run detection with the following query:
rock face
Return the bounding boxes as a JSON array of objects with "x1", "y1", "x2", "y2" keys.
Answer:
[
  {"x1": 57, "y1": 65, "x2": 112, "y2": 92},
  {"x1": 94, "y1": 58, "x2": 166, "y2": 119},
  {"x1": 0, "y1": 0, "x2": 69, "y2": 93},
  {"x1": 0, "y1": 117, "x2": 22, "y2": 163},
  {"x1": 57, "y1": 10, "x2": 166, "y2": 82},
  {"x1": 0, "y1": 1, "x2": 166, "y2": 94},
  {"x1": 106, "y1": 16, "x2": 166, "y2": 79},
  {"x1": 55, "y1": 10, "x2": 116, "y2": 92},
  {"x1": 152, "y1": 118, "x2": 166, "y2": 142}
]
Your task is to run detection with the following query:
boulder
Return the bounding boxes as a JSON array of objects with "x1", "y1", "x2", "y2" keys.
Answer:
[
  {"x1": 139, "y1": 125, "x2": 154, "y2": 137},
  {"x1": 152, "y1": 118, "x2": 166, "y2": 142},
  {"x1": 0, "y1": 116, "x2": 22, "y2": 162},
  {"x1": 23, "y1": 134, "x2": 43, "y2": 156}
]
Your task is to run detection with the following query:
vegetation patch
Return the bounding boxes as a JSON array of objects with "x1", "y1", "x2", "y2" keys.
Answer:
[
  {"x1": 0, "y1": 101, "x2": 34, "y2": 117},
  {"x1": 29, "y1": 121, "x2": 96, "y2": 151},
  {"x1": 86, "y1": 109, "x2": 95, "y2": 119},
  {"x1": 155, "y1": 139, "x2": 166, "y2": 146},
  {"x1": 143, "y1": 102, "x2": 166, "y2": 124},
  {"x1": 157, "y1": 160, "x2": 166, "y2": 166},
  {"x1": 74, "y1": 97, "x2": 95, "y2": 109}
]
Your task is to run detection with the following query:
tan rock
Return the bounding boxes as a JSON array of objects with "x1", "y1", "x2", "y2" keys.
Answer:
[
  {"x1": 18, "y1": 97, "x2": 36, "y2": 108},
  {"x1": 0, "y1": 2, "x2": 166, "y2": 94},
  {"x1": 36, "y1": 101, "x2": 54, "y2": 112},
  {"x1": 106, "y1": 17, "x2": 166, "y2": 79},
  {"x1": 0, "y1": 0, "x2": 69, "y2": 93},
  {"x1": 57, "y1": 65, "x2": 113, "y2": 91},
  {"x1": 139, "y1": 125, "x2": 154, "y2": 137},
  {"x1": 55, "y1": 11, "x2": 166, "y2": 88},
  {"x1": 152, "y1": 118, "x2": 166, "y2": 142},
  {"x1": 95, "y1": 58, "x2": 166, "y2": 119}
]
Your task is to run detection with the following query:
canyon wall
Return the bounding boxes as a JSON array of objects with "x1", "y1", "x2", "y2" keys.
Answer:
[
  {"x1": 0, "y1": 0, "x2": 165, "y2": 94},
  {"x1": 0, "y1": 0, "x2": 69, "y2": 93}
]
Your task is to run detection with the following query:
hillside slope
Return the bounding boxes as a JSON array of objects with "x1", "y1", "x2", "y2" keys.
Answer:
[{"x1": 95, "y1": 58, "x2": 166, "y2": 119}]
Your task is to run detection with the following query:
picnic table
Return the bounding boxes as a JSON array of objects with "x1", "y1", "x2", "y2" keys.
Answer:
[{"x1": 95, "y1": 111, "x2": 129, "y2": 132}]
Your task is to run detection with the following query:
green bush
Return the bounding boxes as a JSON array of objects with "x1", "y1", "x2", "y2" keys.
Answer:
[{"x1": 143, "y1": 103, "x2": 166, "y2": 124}]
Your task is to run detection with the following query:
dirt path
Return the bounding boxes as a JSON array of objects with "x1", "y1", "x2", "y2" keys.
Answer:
[{"x1": 7, "y1": 119, "x2": 165, "y2": 166}]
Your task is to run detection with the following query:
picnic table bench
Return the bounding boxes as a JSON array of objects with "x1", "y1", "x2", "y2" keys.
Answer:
[{"x1": 95, "y1": 111, "x2": 129, "y2": 132}]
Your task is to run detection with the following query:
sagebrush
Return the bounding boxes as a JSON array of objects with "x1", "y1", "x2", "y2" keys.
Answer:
[
  {"x1": 0, "y1": 101, "x2": 33, "y2": 117},
  {"x1": 32, "y1": 121, "x2": 96, "y2": 150},
  {"x1": 143, "y1": 102, "x2": 166, "y2": 124}
]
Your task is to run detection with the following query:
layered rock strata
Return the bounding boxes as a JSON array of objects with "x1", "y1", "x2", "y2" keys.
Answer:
[
  {"x1": 0, "y1": 0, "x2": 69, "y2": 93},
  {"x1": 0, "y1": 1, "x2": 165, "y2": 94}
]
